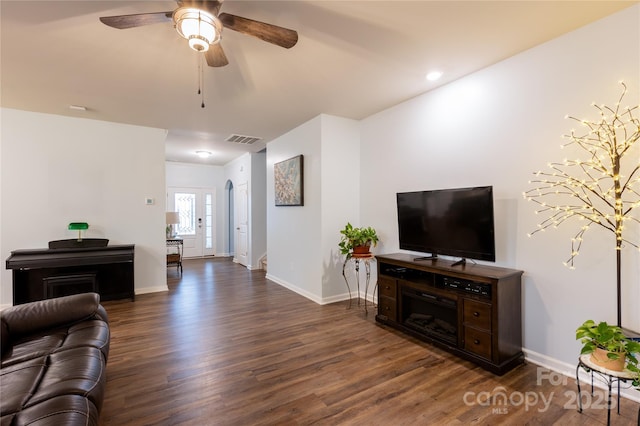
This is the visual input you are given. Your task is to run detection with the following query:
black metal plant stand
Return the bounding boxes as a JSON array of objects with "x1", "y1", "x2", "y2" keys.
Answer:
[{"x1": 576, "y1": 354, "x2": 639, "y2": 425}]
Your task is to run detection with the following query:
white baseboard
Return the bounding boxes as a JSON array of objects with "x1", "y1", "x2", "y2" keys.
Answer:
[
  {"x1": 265, "y1": 274, "x2": 378, "y2": 306},
  {"x1": 135, "y1": 286, "x2": 169, "y2": 295},
  {"x1": 320, "y1": 292, "x2": 351, "y2": 305},
  {"x1": 265, "y1": 273, "x2": 325, "y2": 304},
  {"x1": 524, "y1": 347, "x2": 640, "y2": 404},
  {"x1": 523, "y1": 348, "x2": 577, "y2": 377}
]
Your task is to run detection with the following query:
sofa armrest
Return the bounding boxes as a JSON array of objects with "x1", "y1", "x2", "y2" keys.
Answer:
[
  {"x1": 0, "y1": 293, "x2": 103, "y2": 340},
  {"x1": 95, "y1": 304, "x2": 109, "y2": 324}
]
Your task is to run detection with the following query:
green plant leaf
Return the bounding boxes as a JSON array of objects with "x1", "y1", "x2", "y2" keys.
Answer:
[
  {"x1": 580, "y1": 342, "x2": 595, "y2": 355},
  {"x1": 606, "y1": 352, "x2": 621, "y2": 360}
]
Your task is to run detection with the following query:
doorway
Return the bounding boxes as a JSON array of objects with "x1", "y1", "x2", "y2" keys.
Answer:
[
  {"x1": 234, "y1": 182, "x2": 248, "y2": 267},
  {"x1": 168, "y1": 187, "x2": 216, "y2": 258},
  {"x1": 226, "y1": 180, "x2": 235, "y2": 257}
]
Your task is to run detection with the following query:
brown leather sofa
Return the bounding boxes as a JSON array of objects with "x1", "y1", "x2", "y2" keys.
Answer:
[{"x1": 0, "y1": 293, "x2": 110, "y2": 426}]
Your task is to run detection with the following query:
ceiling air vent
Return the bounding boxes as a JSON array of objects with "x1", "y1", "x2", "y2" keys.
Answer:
[{"x1": 226, "y1": 134, "x2": 262, "y2": 145}]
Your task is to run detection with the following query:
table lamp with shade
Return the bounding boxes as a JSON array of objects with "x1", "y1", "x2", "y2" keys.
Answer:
[
  {"x1": 166, "y1": 212, "x2": 180, "y2": 238},
  {"x1": 68, "y1": 222, "x2": 89, "y2": 241}
]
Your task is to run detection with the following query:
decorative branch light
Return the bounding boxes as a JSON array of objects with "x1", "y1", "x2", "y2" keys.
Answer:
[{"x1": 523, "y1": 81, "x2": 640, "y2": 327}]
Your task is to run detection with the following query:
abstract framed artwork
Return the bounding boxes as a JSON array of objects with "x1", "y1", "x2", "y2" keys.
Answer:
[{"x1": 274, "y1": 155, "x2": 304, "y2": 206}]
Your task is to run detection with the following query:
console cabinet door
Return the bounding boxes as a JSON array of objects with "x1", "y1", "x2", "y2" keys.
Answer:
[
  {"x1": 464, "y1": 327, "x2": 492, "y2": 360},
  {"x1": 377, "y1": 276, "x2": 397, "y2": 321},
  {"x1": 463, "y1": 299, "x2": 492, "y2": 331},
  {"x1": 379, "y1": 276, "x2": 397, "y2": 299},
  {"x1": 463, "y1": 298, "x2": 493, "y2": 360}
]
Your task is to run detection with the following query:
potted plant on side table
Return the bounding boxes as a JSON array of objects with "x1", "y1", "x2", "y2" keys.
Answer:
[
  {"x1": 576, "y1": 320, "x2": 640, "y2": 380},
  {"x1": 338, "y1": 222, "x2": 379, "y2": 258}
]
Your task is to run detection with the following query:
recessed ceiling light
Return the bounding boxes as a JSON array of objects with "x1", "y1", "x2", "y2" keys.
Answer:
[
  {"x1": 426, "y1": 71, "x2": 443, "y2": 81},
  {"x1": 196, "y1": 150, "x2": 212, "y2": 159}
]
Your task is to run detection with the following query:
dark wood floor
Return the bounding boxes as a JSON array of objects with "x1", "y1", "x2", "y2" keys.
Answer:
[{"x1": 99, "y1": 257, "x2": 639, "y2": 425}]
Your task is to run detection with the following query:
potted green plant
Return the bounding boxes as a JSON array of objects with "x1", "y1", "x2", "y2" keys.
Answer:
[
  {"x1": 576, "y1": 320, "x2": 640, "y2": 374},
  {"x1": 629, "y1": 361, "x2": 640, "y2": 391},
  {"x1": 338, "y1": 222, "x2": 379, "y2": 258}
]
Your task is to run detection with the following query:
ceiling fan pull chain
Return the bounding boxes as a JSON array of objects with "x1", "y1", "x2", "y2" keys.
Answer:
[
  {"x1": 197, "y1": 53, "x2": 201, "y2": 95},
  {"x1": 194, "y1": 54, "x2": 205, "y2": 108},
  {"x1": 200, "y1": 55, "x2": 205, "y2": 108}
]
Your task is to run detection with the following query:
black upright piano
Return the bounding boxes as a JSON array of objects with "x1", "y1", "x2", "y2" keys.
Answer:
[{"x1": 6, "y1": 244, "x2": 135, "y2": 305}]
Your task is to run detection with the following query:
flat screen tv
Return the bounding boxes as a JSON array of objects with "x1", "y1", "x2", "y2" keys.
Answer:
[{"x1": 396, "y1": 186, "x2": 496, "y2": 263}]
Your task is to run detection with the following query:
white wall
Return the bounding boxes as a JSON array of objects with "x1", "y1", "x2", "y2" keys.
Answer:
[
  {"x1": 267, "y1": 114, "x2": 361, "y2": 303},
  {"x1": 251, "y1": 152, "x2": 267, "y2": 265},
  {"x1": 320, "y1": 115, "x2": 361, "y2": 301},
  {"x1": 165, "y1": 161, "x2": 226, "y2": 255},
  {"x1": 359, "y1": 5, "x2": 639, "y2": 374},
  {"x1": 1, "y1": 109, "x2": 168, "y2": 305},
  {"x1": 267, "y1": 116, "x2": 324, "y2": 301}
]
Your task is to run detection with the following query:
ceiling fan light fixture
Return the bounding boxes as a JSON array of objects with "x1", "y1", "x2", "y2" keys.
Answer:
[
  {"x1": 188, "y1": 35, "x2": 210, "y2": 52},
  {"x1": 173, "y1": 7, "x2": 221, "y2": 52}
]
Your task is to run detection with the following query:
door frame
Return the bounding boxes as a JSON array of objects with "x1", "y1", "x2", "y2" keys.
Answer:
[
  {"x1": 234, "y1": 182, "x2": 248, "y2": 267},
  {"x1": 167, "y1": 186, "x2": 216, "y2": 258}
]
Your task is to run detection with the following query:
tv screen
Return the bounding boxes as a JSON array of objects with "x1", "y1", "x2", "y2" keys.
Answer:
[{"x1": 396, "y1": 186, "x2": 496, "y2": 262}]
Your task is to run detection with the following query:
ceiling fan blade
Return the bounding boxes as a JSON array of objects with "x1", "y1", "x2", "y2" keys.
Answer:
[
  {"x1": 205, "y1": 43, "x2": 229, "y2": 67},
  {"x1": 99, "y1": 12, "x2": 173, "y2": 29},
  {"x1": 218, "y1": 13, "x2": 298, "y2": 49}
]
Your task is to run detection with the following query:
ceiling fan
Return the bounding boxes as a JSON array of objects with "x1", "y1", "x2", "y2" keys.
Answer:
[{"x1": 99, "y1": 0, "x2": 298, "y2": 67}]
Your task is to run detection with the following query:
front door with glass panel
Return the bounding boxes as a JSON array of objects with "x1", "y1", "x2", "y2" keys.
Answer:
[{"x1": 168, "y1": 187, "x2": 215, "y2": 258}]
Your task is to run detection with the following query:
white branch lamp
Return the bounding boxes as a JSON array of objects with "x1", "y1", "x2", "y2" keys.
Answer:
[{"x1": 166, "y1": 212, "x2": 180, "y2": 238}]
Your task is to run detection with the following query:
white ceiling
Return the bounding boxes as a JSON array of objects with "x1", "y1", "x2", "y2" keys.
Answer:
[{"x1": 1, "y1": 1, "x2": 636, "y2": 165}]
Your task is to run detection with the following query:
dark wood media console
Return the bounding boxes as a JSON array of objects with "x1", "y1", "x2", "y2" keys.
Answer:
[{"x1": 375, "y1": 253, "x2": 523, "y2": 375}]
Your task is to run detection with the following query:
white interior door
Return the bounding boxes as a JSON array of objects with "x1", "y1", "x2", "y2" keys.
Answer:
[
  {"x1": 235, "y1": 182, "x2": 248, "y2": 266},
  {"x1": 168, "y1": 187, "x2": 215, "y2": 258}
]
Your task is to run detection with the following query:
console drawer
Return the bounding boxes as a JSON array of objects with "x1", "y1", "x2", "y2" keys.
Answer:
[
  {"x1": 463, "y1": 299, "x2": 492, "y2": 331},
  {"x1": 464, "y1": 327, "x2": 492, "y2": 360},
  {"x1": 378, "y1": 296, "x2": 397, "y2": 321},
  {"x1": 378, "y1": 277, "x2": 397, "y2": 299}
]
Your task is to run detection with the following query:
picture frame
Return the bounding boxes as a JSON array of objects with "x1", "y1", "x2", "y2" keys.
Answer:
[{"x1": 274, "y1": 155, "x2": 304, "y2": 206}]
